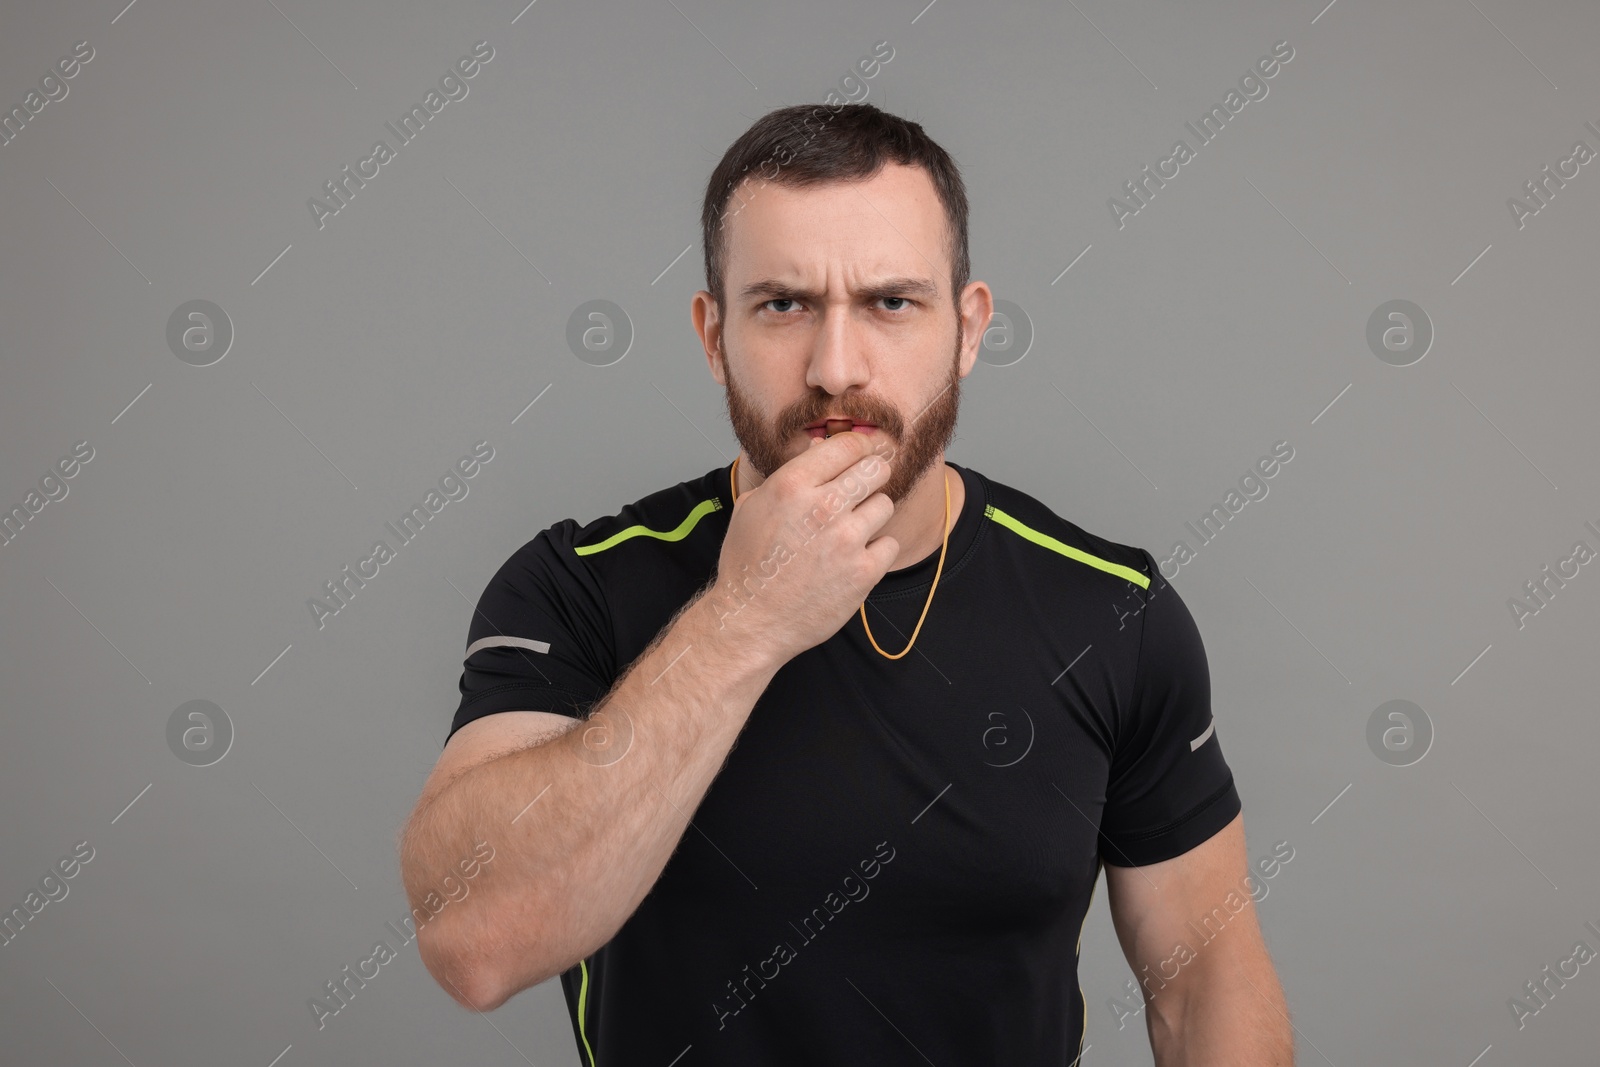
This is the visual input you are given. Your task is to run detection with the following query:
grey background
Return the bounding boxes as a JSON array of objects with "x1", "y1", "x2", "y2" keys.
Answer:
[{"x1": 1, "y1": 0, "x2": 1595, "y2": 1063}]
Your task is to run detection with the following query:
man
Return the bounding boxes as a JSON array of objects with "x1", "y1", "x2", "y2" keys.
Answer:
[{"x1": 399, "y1": 103, "x2": 1294, "y2": 1065}]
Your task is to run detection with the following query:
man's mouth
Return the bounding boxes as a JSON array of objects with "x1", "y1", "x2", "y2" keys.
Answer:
[{"x1": 805, "y1": 418, "x2": 878, "y2": 438}]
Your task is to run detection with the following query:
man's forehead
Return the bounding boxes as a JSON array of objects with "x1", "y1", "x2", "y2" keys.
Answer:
[
  {"x1": 722, "y1": 166, "x2": 947, "y2": 285},
  {"x1": 723, "y1": 232, "x2": 946, "y2": 303},
  {"x1": 735, "y1": 271, "x2": 940, "y2": 301}
]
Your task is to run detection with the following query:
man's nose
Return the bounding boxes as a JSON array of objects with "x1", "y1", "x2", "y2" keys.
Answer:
[{"x1": 805, "y1": 310, "x2": 870, "y2": 395}]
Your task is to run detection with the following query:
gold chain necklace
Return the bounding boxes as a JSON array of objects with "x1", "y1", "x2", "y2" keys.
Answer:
[{"x1": 728, "y1": 453, "x2": 951, "y2": 660}]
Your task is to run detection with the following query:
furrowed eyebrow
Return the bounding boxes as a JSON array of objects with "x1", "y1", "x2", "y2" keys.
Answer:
[{"x1": 738, "y1": 277, "x2": 939, "y2": 303}]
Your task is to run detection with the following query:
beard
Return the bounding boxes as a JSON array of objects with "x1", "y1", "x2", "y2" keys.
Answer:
[{"x1": 720, "y1": 320, "x2": 963, "y2": 506}]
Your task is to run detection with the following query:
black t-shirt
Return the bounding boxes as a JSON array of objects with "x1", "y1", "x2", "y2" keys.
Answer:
[{"x1": 448, "y1": 461, "x2": 1241, "y2": 1066}]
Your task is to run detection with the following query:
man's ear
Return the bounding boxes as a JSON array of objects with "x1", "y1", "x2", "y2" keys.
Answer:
[
  {"x1": 957, "y1": 280, "x2": 993, "y2": 379},
  {"x1": 691, "y1": 289, "x2": 725, "y2": 385}
]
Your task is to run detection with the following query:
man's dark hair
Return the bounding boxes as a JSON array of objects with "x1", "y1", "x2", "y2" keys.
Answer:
[{"x1": 700, "y1": 102, "x2": 970, "y2": 313}]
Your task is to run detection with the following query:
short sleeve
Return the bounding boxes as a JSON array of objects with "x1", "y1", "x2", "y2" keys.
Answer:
[
  {"x1": 447, "y1": 520, "x2": 617, "y2": 746},
  {"x1": 1099, "y1": 550, "x2": 1240, "y2": 867}
]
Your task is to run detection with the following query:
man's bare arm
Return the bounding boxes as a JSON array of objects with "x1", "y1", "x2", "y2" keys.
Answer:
[
  {"x1": 399, "y1": 588, "x2": 781, "y2": 1012},
  {"x1": 1104, "y1": 813, "x2": 1295, "y2": 1065},
  {"x1": 399, "y1": 431, "x2": 898, "y2": 1013}
]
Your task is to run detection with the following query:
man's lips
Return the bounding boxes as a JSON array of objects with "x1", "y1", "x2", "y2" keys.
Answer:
[{"x1": 804, "y1": 419, "x2": 878, "y2": 438}]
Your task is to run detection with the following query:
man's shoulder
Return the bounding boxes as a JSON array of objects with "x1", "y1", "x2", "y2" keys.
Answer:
[
  {"x1": 569, "y1": 465, "x2": 729, "y2": 559},
  {"x1": 505, "y1": 465, "x2": 729, "y2": 570},
  {"x1": 973, "y1": 466, "x2": 1154, "y2": 590}
]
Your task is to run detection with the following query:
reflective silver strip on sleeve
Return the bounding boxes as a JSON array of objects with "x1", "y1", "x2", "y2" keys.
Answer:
[
  {"x1": 1189, "y1": 718, "x2": 1215, "y2": 751},
  {"x1": 465, "y1": 635, "x2": 552, "y2": 658}
]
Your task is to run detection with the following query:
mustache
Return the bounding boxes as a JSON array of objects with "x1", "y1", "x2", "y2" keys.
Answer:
[
  {"x1": 779, "y1": 360, "x2": 959, "y2": 440},
  {"x1": 784, "y1": 402, "x2": 902, "y2": 436}
]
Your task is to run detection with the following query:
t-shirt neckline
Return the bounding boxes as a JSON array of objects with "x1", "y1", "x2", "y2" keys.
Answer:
[{"x1": 717, "y1": 459, "x2": 986, "y2": 600}]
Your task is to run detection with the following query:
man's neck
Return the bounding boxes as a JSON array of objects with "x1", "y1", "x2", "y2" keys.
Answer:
[{"x1": 734, "y1": 450, "x2": 964, "y2": 574}]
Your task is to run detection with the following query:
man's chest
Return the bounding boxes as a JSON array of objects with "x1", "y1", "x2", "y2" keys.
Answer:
[{"x1": 664, "y1": 598, "x2": 1134, "y2": 935}]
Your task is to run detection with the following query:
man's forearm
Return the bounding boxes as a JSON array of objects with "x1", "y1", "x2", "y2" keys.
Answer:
[{"x1": 401, "y1": 586, "x2": 781, "y2": 1011}]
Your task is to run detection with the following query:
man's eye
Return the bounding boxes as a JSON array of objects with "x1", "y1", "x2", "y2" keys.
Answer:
[
  {"x1": 763, "y1": 298, "x2": 799, "y2": 314},
  {"x1": 880, "y1": 296, "x2": 909, "y2": 312}
]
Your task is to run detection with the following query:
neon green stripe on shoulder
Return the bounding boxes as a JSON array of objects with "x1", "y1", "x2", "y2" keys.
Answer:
[
  {"x1": 573, "y1": 497, "x2": 724, "y2": 556},
  {"x1": 984, "y1": 504, "x2": 1150, "y2": 588}
]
